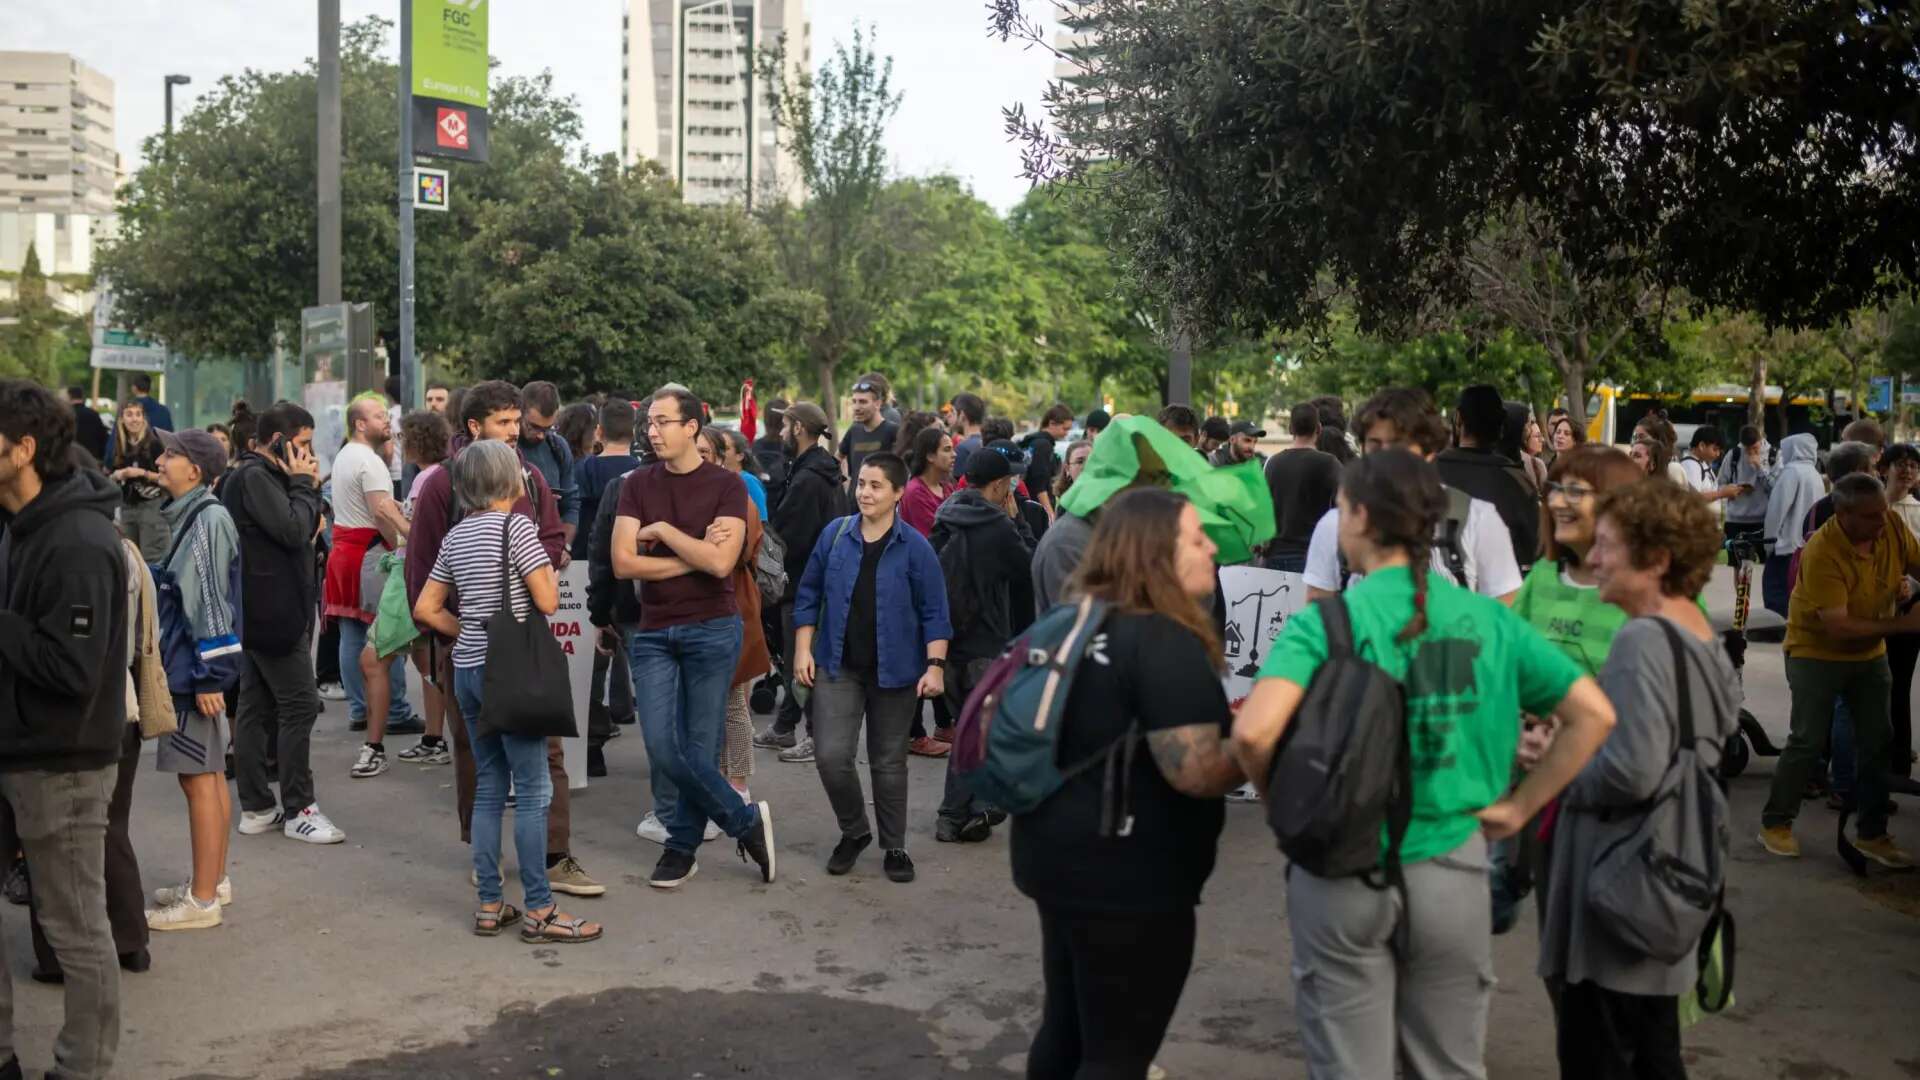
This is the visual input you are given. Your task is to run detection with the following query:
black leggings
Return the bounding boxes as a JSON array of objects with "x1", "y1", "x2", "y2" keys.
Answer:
[
  {"x1": 1552, "y1": 979, "x2": 1685, "y2": 1080},
  {"x1": 1028, "y1": 906, "x2": 1196, "y2": 1080}
]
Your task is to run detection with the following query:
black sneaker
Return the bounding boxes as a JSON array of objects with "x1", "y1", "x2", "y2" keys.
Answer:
[
  {"x1": 935, "y1": 814, "x2": 994, "y2": 843},
  {"x1": 386, "y1": 716, "x2": 426, "y2": 736},
  {"x1": 587, "y1": 746, "x2": 607, "y2": 778},
  {"x1": 648, "y1": 850, "x2": 698, "y2": 889},
  {"x1": 826, "y1": 833, "x2": 872, "y2": 876},
  {"x1": 737, "y1": 800, "x2": 776, "y2": 883},
  {"x1": 2, "y1": 859, "x2": 27, "y2": 906},
  {"x1": 752, "y1": 726, "x2": 797, "y2": 750},
  {"x1": 884, "y1": 849, "x2": 916, "y2": 883},
  {"x1": 983, "y1": 807, "x2": 1008, "y2": 827},
  {"x1": 1, "y1": 1053, "x2": 21, "y2": 1080},
  {"x1": 348, "y1": 718, "x2": 368, "y2": 733}
]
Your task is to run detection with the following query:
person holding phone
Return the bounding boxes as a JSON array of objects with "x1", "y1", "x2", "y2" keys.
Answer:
[{"x1": 220, "y1": 403, "x2": 343, "y2": 845}]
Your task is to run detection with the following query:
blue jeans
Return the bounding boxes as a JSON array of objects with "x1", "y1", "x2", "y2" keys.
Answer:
[
  {"x1": 629, "y1": 615, "x2": 756, "y2": 853},
  {"x1": 453, "y1": 666, "x2": 553, "y2": 910},
  {"x1": 338, "y1": 617, "x2": 413, "y2": 725}
]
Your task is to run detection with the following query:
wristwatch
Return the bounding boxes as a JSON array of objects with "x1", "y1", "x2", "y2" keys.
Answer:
[{"x1": 926, "y1": 657, "x2": 949, "y2": 670}]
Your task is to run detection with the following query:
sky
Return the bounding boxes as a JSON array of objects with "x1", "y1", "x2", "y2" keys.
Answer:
[{"x1": 11, "y1": 0, "x2": 1061, "y2": 212}]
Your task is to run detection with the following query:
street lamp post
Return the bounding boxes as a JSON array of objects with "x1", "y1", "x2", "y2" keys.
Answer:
[{"x1": 163, "y1": 74, "x2": 191, "y2": 148}]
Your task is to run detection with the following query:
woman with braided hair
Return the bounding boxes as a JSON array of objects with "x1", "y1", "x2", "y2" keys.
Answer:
[{"x1": 1233, "y1": 448, "x2": 1616, "y2": 1080}]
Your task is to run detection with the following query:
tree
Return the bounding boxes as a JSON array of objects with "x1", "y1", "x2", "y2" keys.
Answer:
[
  {"x1": 990, "y1": 1, "x2": 1920, "y2": 343},
  {"x1": 449, "y1": 154, "x2": 813, "y2": 400},
  {"x1": 0, "y1": 245, "x2": 88, "y2": 387},
  {"x1": 756, "y1": 26, "x2": 904, "y2": 419}
]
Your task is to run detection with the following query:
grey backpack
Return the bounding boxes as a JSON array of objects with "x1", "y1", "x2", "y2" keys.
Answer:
[{"x1": 1586, "y1": 619, "x2": 1731, "y2": 964}]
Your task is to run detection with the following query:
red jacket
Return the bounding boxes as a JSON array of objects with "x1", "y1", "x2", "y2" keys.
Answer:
[{"x1": 404, "y1": 439, "x2": 567, "y2": 636}]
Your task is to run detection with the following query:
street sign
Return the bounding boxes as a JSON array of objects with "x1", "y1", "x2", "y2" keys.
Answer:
[
  {"x1": 1870, "y1": 375, "x2": 1894, "y2": 413},
  {"x1": 409, "y1": 0, "x2": 489, "y2": 163},
  {"x1": 88, "y1": 284, "x2": 168, "y2": 372},
  {"x1": 413, "y1": 167, "x2": 449, "y2": 211}
]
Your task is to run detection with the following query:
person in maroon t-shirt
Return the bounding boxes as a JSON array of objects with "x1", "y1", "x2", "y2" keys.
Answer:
[{"x1": 612, "y1": 386, "x2": 777, "y2": 890}]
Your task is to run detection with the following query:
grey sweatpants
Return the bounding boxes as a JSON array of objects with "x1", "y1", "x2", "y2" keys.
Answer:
[
  {"x1": 811, "y1": 671, "x2": 919, "y2": 850},
  {"x1": 1286, "y1": 831, "x2": 1493, "y2": 1080},
  {"x1": 0, "y1": 765, "x2": 120, "y2": 1080}
]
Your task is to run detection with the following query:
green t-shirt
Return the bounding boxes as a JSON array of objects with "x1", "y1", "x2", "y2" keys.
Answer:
[
  {"x1": 1260, "y1": 565, "x2": 1583, "y2": 864},
  {"x1": 1511, "y1": 560, "x2": 1628, "y2": 677}
]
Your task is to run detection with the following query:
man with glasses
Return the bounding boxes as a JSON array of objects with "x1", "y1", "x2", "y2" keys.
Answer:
[
  {"x1": 519, "y1": 381, "x2": 579, "y2": 558},
  {"x1": 839, "y1": 375, "x2": 899, "y2": 494},
  {"x1": 613, "y1": 387, "x2": 777, "y2": 889}
]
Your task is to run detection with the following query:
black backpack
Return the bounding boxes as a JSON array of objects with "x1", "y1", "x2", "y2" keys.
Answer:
[
  {"x1": 934, "y1": 525, "x2": 981, "y2": 641},
  {"x1": 1265, "y1": 595, "x2": 1414, "y2": 895}
]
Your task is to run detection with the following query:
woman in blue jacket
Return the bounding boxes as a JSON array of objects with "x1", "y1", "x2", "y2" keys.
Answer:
[{"x1": 793, "y1": 451, "x2": 951, "y2": 884}]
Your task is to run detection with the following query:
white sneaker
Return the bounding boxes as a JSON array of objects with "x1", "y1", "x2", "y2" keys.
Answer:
[
  {"x1": 283, "y1": 805, "x2": 346, "y2": 844},
  {"x1": 154, "y1": 876, "x2": 231, "y2": 908},
  {"x1": 237, "y1": 808, "x2": 284, "y2": 835},
  {"x1": 349, "y1": 743, "x2": 388, "y2": 779},
  {"x1": 635, "y1": 811, "x2": 720, "y2": 844},
  {"x1": 1225, "y1": 782, "x2": 1260, "y2": 803},
  {"x1": 146, "y1": 895, "x2": 222, "y2": 931},
  {"x1": 316, "y1": 681, "x2": 348, "y2": 702}
]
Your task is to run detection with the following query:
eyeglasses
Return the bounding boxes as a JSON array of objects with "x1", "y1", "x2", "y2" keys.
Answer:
[
  {"x1": 1544, "y1": 481, "x2": 1596, "y2": 501},
  {"x1": 645, "y1": 415, "x2": 695, "y2": 430}
]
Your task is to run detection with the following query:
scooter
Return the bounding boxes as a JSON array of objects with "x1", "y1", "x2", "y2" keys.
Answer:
[{"x1": 1720, "y1": 536, "x2": 1783, "y2": 779}]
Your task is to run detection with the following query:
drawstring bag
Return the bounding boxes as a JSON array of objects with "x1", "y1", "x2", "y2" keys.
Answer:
[
  {"x1": 478, "y1": 514, "x2": 577, "y2": 739},
  {"x1": 369, "y1": 552, "x2": 419, "y2": 659}
]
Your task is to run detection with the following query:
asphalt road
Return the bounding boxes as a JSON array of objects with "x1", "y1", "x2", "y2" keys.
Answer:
[{"x1": 0, "y1": 565, "x2": 1915, "y2": 1079}]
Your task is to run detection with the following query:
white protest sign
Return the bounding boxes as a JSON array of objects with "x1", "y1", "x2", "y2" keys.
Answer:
[
  {"x1": 1219, "y1": 566, "x2": 1307, "y2": 705},
  {"x1": 551, "y1": 561, "x2": 594, "y2": 789}
]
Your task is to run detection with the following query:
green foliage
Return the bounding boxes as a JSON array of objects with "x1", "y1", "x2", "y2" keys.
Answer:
[
  {"x1": 992, "y1": 0, "x2": 1920, "y2": 340},
  {"x1": 0, "y1": 244, "x2": 90, "y2": 388}
]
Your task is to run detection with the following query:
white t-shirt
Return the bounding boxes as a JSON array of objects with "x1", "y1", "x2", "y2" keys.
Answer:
[
  {"x1": 331, "y1": 440, "x2": 393, "y2": 531},
  {"x1": 1301, "y1": 496, "x2": 1523, "y2": 599},
  {"x1": 1664, "y1": 460, "x2": 1689, "y2": 488},
  {"x1": 1680, "y1": 454, "x2": 1725, "y2": 525}
]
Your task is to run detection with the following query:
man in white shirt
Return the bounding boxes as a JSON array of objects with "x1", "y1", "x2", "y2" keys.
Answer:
[
  {"x1": 1680, "y1": 427, "x2": 1743, "y2": 526},
  {"x1": 1302, "y1": 387, "x2": 1523, "y2": 604},
  {"x1": 322, "y1": 397, "x2": 417, "y2": 777}
]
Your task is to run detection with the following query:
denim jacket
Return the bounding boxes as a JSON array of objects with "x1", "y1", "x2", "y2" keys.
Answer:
[{"x1": 793, "y1": 513, "x2": 952, "y2": 690}]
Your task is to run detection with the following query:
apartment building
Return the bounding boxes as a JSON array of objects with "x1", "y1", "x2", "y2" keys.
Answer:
[{"x1": 0, "y1": 51, "x2": 117, "y2": 275}]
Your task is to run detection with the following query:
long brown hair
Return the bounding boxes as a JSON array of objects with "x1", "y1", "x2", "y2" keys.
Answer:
[
  {"x1": 1339, "y1": 449, "x2": 1447, "y2": 643},
  {"x1": 1065, "y1": 488, "x2": 1224, "y2": 670}
]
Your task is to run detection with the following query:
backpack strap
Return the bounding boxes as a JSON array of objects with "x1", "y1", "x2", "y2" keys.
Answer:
[
  {"x1": 1436, "y1": 485, "x2": 1472, "y2": 587},
  {"x1": 160, "y1": 498, "x2": 219, "y2": 566},
  {"x1": 1314, "y1": 594, "x2": 1355, "y2": 659}
]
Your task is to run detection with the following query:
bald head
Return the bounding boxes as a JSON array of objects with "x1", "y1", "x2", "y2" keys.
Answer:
[{"x1": 348, "y1": 396, "x2": 392, "y2": 449}]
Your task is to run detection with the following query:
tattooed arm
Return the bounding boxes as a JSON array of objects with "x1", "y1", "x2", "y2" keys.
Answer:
[{"x1": 1146, "y1": 723, "x2": 1245, "y2": 798}]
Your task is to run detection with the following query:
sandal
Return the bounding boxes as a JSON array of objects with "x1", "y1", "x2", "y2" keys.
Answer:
[
  {"x1": 473, "y1": 903, "x2": 521, "y2": 937},
  {"x1": 521, "y1": 906, "x2": 602, "y2": 944}
]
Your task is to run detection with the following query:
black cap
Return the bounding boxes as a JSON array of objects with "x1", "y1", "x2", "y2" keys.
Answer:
[
  {"x1": 1229, "y1": 420, "x2": 1266, "y2": 438},
  {"x1": 965, "y1": 446, "x2": 1014, "y2": 486}
]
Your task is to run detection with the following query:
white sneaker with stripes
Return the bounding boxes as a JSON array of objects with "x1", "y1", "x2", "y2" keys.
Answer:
[{"x1": 283, "y1": 805, "x2": 346, "y2": 845}]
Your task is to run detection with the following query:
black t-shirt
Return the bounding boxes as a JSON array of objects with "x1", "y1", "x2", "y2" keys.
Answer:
[
  {"x1": 1011, "y1": 611, "x2": 1231, "y2": 913},
  {"x1": 840, "y1": 420, "x2": 900, "y2": 490},
  {"x1": 1265, "y1": 448, "x2": 1343, "y2": 560},
  {"x1": 841, "y1": 533, "x2": 886, "y2": 676},
  {"x1": 1025, "y1": 433, "x2": 1058, "y2": 500}
]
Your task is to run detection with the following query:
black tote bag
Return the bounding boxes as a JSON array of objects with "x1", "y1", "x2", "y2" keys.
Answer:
[{"x1": 478, "y1": 513, "x2": 578, "y2": 739}]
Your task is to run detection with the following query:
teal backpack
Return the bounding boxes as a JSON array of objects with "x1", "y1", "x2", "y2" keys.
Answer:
[{"x1": 951, "y1": 596, "x2": 1135, "y2": 831}]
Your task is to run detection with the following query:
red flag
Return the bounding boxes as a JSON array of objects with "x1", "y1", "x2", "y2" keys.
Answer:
[{"x1": 740, "y1": 380, "x2": 757, "y2": 443}]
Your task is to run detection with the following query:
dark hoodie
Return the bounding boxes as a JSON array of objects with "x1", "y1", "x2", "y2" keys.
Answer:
[
  {"x1": 221, "y1": 449, "x2": 324, "y2": 656},
  {"x1": 930, "y1": 487, "x2": 1037, "y2": 662},
  {"x1": 1434, "y1": 446, "x2": 1540, "y2": 569},
  {"x1": 773, "y1": 445, "x2": 849, "y2": 585},
  {"x1": 0, "y1": 467, "x2": 128, "y2": 772}
]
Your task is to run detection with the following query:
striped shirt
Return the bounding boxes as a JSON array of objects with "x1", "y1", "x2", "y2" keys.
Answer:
[{"x1": 429, "y1": 511, "x2": 552, "y2": 668}]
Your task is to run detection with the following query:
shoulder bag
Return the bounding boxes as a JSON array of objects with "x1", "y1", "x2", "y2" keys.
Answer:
[{"x1": 478, "y1": 514, "x2": 578, "y2": 739}]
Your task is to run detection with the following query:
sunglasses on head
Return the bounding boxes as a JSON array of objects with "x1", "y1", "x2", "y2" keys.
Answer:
[{"x1": 852, "y1": 382, "x2": 878, "y2": 394}]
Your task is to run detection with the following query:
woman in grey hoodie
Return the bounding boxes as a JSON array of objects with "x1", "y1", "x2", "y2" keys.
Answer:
[
  {"x1": 1762, "y1": 433, "x2": 1823, "y2": 614},
  {"x1": 148, "y1": 430, "x2": 242, "y2": 932}
]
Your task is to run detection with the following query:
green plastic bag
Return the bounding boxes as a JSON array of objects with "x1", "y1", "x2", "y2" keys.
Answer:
[
  {"x1": 1057, "y1": 415, "x2": 1275, "y2": 564},
  {"x1": 369, "y1": 552, "x2": 419, "y2": 660},
  {"x1": 1678, "y1": 918, "x2": 1735, "y2": 1029}
]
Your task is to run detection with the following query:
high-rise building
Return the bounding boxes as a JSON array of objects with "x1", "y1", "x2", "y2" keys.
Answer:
[
  {"x1": 0, "y1": 51, "x2": 118, "y2": 275},
  {"x1": 1052, "y1": 2, "x2": 1107, "y2": 145},
  {"x1": 621, "y1": 0, "x2": 810, "y2": 208}
]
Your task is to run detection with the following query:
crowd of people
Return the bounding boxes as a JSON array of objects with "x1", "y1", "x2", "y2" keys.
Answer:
[{"x1": 0, "y1": 367, "x2": 1905, "y2": 1079}]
